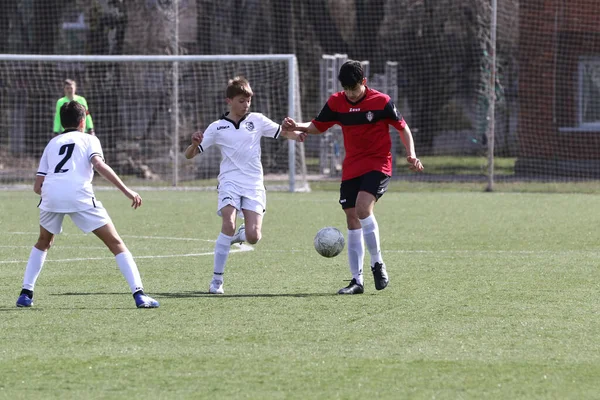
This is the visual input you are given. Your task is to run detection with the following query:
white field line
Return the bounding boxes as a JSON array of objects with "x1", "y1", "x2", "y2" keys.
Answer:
[
  {"x1": 3, "y1": 246, "x2": 598, "y2": 264},
  {"x1": 3, "y1": 232, "x2": 215, "y2": 242},
  {"x1": 385, "y1": 249, "x2": 600, "y2": 255},
  {"x1": 207, "y1": 248, "x2": 600, "y2": 255},
  {"x1": 0, "y1": 245, "x2": 106, "y2": 249},
  {"x1": 0, "y1": 243, "x2": 254, "y2": 264},
  {"x1": 3, "y1": 231, "x2": 599, "y2": 256},
  {"x1": 2, "y1": 232, "x2": 599, "y2": 264}
]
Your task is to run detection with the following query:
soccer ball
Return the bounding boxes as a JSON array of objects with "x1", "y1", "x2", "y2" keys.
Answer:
[{"x1": 314, "y1": 227, "x2": 345, "y2": 258}]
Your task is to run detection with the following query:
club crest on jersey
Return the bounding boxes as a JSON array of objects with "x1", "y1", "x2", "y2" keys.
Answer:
[
  {"x1": 366, "y1": 111, "x2": 374, "y2": 122},
  {"x1": 245, "y1": 121, "x2": 255, "y2": 131}
]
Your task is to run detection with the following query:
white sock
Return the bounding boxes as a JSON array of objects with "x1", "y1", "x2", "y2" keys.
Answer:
[
  {"x1": 115, "y1": 251, "x2": 144, "y2": 294},
  {"x1": 22, "y1": 247, "x2": 48, "y2": 291},
  {"x1": 214, "y1": 232, "x2": 232, "y2": 281},
  {"x1": 360, "y1": 214, "x2": 383, "y2": 266},
  {"x1": 347, "y1": 229, "x2": 364, "y2": 285}
]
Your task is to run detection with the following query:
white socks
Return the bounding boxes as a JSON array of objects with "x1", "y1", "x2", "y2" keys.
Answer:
[
  {"x1": 115, "y1": 251, "x2": 144, "y2": 293},
  {"x1": 346, "y1": 214, "x2": 384, "y2": 286},
  {"x1": 347, "y1": 229, "x2": 365, "y2": 285},
  {"x1": 214, "y1": 232, "x2": 232, "y2": 281},
  {"x1": 23, "y1": 248, "x2": 144, "y2": 295},
  {"x1": 22, "y1": 247, "x2": 47, "y2": 291},
  {"x1": 360, "y1": 214, "x2": 383, "y2": 266}
]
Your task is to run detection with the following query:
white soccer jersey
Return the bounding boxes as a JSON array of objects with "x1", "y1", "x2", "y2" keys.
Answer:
[
  {"x1": 37, "y1": 130, "x2": 104, "y2": 213},
  {"x1": 198, "y1": 112, "x2": 281, "y2": 190}
]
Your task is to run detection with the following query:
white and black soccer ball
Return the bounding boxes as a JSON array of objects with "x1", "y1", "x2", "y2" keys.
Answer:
[{"x1": 314, "y1": 227, "x2": 345, "y2": 258}]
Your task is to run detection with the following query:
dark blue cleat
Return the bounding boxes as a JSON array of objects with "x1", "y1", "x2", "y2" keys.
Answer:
[
  {"x1": 16, "y1": 294, "x2": 33, "y2": 308},
  {"x1": 134, "y1": 292, "x2": 159, "y2": 308}
]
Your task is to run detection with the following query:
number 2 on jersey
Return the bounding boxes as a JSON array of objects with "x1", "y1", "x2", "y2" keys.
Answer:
[{"x1": 54, "y1": 143, "x2": 75, "y2": 173}]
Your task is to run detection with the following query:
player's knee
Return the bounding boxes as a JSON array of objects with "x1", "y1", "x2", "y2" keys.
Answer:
[
  {"x1": 355, "y1": 203, "x2": 372, "y2": 220},
  {"x1": 221, "y1": 221, "x2": 236, "y2": 236},
  {"x1": 356, "y1": 209, "x2": 371, "y2": 220},
  {"x1": 246, "y1": 231, "x2": 261, "y2": 244}
]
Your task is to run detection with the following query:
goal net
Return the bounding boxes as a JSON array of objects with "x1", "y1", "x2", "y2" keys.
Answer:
[
  {"x1": 2, "y1": 0, "x2": 600, "y2": 190},
  {"x1": 307, "y1": 0, "x2": 600, "y2": 187},
  {"x1": 0, "y1": 54, "x2": 309, "y2": 191}
]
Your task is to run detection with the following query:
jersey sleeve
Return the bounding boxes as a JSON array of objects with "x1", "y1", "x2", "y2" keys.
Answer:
[
  {"x1": 257, "y1": 114, "x2": 281, "y2": 139},
  {"x1": 88, "y1": 136, "x2": 104, "y2": 162},
  {"x1": 37, "y1": 146, "x2": 50, "y2": 176},
  {"x1": 81, "y1": 97, "x2": 94, "y2": 131},
  {"x1": 198, "y1": 125, "x2": 217, "y2": 153},
  {"x1": 383, "y1": 100, "x2": 406, "y2": 131},
  {"x1": 53, "y1": 100, "x2": 62, "y2": 134},
  {"x1": 311, "y1": 97, "x2": 338, "y2": 132},
  {"x1": 86, "y1": 113, "x2": 94, "y2": 131}
]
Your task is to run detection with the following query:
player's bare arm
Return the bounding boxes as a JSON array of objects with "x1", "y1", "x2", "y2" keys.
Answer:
[
  {"x1": 91, "y1": 156, "x2": 142, "y2": 209},
  {"x1": 300, "y1": 121, "x2": 323, "y2": 135},
  {"x1": 280, "y1": 129, "x2": 307, "y2": 142},
  {"x1": 282, "y1": 118, "x2": 321, "y2": 135},
  {"x1": 184, "y1": 131, "x2": 204, "y2": 159},
  {"x1": 399, "y1": 124, "x2": 424, "y2": 172},
  {"x1": 33, "y1": 175, "x2": 45, "y2": 195}
]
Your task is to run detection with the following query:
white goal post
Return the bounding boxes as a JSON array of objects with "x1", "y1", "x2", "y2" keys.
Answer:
[{"x1": 0, "y1": 54, "x2": 309, "y2": 192}]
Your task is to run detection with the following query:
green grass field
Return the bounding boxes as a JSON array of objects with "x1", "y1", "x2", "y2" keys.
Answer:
[
  {"x1": 1, "y1": 188, "x2": 600, "y2": 399},
  {"x1": 305, "y1": 155, "x2": 516, "y2": 176}
]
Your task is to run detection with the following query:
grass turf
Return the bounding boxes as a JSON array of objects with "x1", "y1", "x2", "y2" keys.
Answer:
[{"x1": 1, "y1": 189, "x2": 600, "y2": 399}]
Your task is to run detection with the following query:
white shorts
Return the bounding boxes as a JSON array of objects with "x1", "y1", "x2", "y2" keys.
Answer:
[
  {"x1": 40, "y1": 203, "x2": 112, "y2": 235},
  {"x1": 217, "y1": 182, "x2": 266, "y2": 217}
]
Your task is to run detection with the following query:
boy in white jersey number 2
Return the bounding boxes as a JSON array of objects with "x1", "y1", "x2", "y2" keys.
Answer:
[
  {"x1": 16, "y1": 101, "x2": 159, "y2": 309},
  {"x1": 184, "y1": 77, "x2": 306, "y2": 294}
]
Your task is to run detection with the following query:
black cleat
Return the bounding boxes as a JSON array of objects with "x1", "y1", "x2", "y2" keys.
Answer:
[
  {"x1": 338, "y1": 278, "x2": 364, "y2": 295},
  {"x1": 371, "y1": 262, "x2": 389, "y2": 290}
]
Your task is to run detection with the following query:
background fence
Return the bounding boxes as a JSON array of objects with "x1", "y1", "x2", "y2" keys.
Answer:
[{"x1": 1, "y1": 0, "x2": 600, "y2": 189}]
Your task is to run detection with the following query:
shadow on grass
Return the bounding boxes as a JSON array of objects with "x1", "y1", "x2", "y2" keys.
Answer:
[
  {"x1": 1, "y1": 306, "x2": 143, "y2": 311},
  {"x1": 50, "y1": 292, "x2": 127, "y2": 296},
  {"x1": 155, "y1": 291, "x2": 336, "y2": 299},
  {"x1": 46, "y1": 292, "x2": 151, "y2": 309},
  {"x1": 0, "y1": 307, "x2": 44, "y2": 312},
  {"x1": 48, "y1": 291, "x2": 337, "y2": 299}
]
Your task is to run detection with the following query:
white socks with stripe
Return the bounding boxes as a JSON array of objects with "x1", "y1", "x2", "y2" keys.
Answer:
[
  {"x1": 347, "y1": 228, "x2": 365, "y2": 285},
  {"x1": 213, "y1": 232, "x2": 232, "y2": 281},
  {"x1": 22, "y1": 247, "x2": 47, "y2": 291},
  {"x1": 359, "y1": 214, "x2": 383, "y2": 266},
  {"x1": 115, "y1": 251, "x2": 144, "y2": 293}
]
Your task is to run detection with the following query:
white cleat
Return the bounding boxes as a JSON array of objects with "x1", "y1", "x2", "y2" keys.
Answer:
[
  {"x1": 209, "y1": 279, "x2": 224, "y2": 294},
  {"x1": 231, "y1": 224, "x2": 245, "y2": 245}
]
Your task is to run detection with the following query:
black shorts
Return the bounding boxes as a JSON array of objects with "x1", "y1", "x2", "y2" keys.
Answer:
[{"x1": 339, "y1": 171, "x2": 391, "y2": 209}]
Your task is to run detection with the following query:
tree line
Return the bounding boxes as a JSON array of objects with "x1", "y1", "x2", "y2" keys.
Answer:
[{"x1": 0, "y1": 0, "x2": 518, "y2": 155}]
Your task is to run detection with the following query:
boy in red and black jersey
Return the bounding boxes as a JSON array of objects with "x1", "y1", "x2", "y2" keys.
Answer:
[{"x1": 284, "y1": 60, "x2": 423, "y2": 295}]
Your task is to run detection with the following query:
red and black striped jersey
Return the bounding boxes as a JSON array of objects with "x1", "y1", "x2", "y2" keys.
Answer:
[{"x1": 312, "y1": 87, "x2": 406, "y2": 180}]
